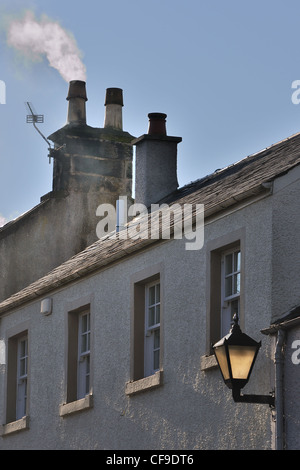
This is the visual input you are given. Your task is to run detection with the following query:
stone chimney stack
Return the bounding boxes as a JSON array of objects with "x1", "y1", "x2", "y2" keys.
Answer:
[
  {"x1": 47, "y1": 82, "x2": 134, "y2": 249},
  {"x1": 48, "y1": 83, "x2": 133, "y2": 199},
  {"x1": 133, "y1": 112, "x2": 182, "y2": 207},
  {"x1": 104, "y1": 87, "x2": 123, "y2": 130},
  {"x1": 66, "y1": 80, "x2": 87, "y2": 125}
]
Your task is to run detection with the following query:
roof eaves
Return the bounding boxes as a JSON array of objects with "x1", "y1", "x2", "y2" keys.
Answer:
[{"x1": 261, "y1": 305, "x2": 300, "y2": 334}]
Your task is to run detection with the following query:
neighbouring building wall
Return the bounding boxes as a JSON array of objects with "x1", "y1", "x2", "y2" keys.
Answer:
[
  {"x1": 284, "y1": 324, "x2": 300, "y2": 450},
  {"x1": 271, "y1": 165, "x2": 300, "y2": 322},
  {"x1": 0, "y1": 191, "x2": 102, "y2": 302},
  {"x1": 0, "y1": 195, "x2": 274, "y2": 450}
]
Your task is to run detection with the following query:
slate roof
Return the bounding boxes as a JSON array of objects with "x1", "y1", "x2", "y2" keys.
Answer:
[
  {"x1": 261, "y1": 305, "x2": 300, "y2": 334},
  {"x1": 1, "y1": 130, "x2": 300, "y2": 315}
]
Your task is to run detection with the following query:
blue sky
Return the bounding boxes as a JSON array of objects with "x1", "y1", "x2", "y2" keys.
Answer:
[{"x1": 1, "y1": 0, "x2": 300, "y2": 223}]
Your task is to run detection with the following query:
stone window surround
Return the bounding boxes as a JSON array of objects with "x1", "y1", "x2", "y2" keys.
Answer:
[
  {"x1": 60, "y1": 293, "x2": 94, "y2": 417},
  {"x1": 126, "y1": 263, "x2": 164, "y2": 396},
  {"x1": 1, "y1": 320, "x2": 30, "y2": 437},
  {"x1": 201, "y1": 228, "x2": 245, "y2": 371}
]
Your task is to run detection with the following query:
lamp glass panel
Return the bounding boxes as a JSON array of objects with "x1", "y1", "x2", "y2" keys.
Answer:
[
  {"x1": 228, "y1": 345, "x2": 257, "y2": 380},
  {"x1": 214, "y1": 346, "x2": 230, "y2": 380}
]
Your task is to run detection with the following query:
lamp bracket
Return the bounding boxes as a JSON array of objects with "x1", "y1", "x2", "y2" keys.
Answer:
[{"x1": 232, "y1": 388, "x2": 275, "y2": 408}]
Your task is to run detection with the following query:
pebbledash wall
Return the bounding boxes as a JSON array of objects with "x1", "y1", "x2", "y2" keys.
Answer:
[{"x1": 0, "y1": 193, "x2": 274, "y2": 450}]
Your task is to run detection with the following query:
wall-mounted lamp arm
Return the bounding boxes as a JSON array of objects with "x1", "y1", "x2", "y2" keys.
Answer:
[{"x1": 232, "y1": 387, "x2": 275, "y2": 407}]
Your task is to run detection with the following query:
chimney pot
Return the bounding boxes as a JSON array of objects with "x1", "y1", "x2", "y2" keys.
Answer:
[
  {"x1": 104, "y1": 88, "x2": 123, "y2": 130},
  {"x1": 66, "y1": 80, "x2": 87, "y2": 125},
  {"x1": 148, "y1": 113, "x2": 167, "y2": 136},
  {"x1": 66, "y1": 80, "x2": 88, "y2": 101},
  {"x1": 105, "y1": 88, "x2": 123, "y2": 106}
]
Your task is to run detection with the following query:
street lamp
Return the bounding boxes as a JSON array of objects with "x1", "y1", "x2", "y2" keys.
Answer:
[{"x1": 212, "y1": 314, "x2": 274, "y2": 406}]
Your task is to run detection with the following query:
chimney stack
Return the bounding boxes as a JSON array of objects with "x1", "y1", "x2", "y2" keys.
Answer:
[
  {"x1": 133, "y1": 113, "x2": 182, "y2": 207},
  {"x1": 66, "y1": 80, "x2": 87, "y2": 125},
  {"x1": 104, "y1": 87, "x2": 123, "y2": 130}
]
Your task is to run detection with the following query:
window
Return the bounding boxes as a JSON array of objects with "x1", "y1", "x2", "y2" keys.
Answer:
[
  {"x1": 206, "y1": 232, "x2": 244, "y2": 357},
  {"x1": 66, "y1": 307, "x2": 91, "y2": 404},
  {"x1": 16, "y1": 336, "x2": 28, "y2": 420},
  {"x1": 144, "y1": 281, "x2": 160, "y2": 377},
  {"x1": 5, "y1": 330, "x2": 29, "y2": 426},
  {"x1": 77, "y1": 311, "x2": 91, "y2": 400},
  {"x1": 126, "y1": 265, "x2": 163, "y2": 395},
  {"x1": 60, "y1": 297, "x2": 93, "y2": 417},
  {"x1": 221, "y1": 249, "x2": 241, "y2": 337}
]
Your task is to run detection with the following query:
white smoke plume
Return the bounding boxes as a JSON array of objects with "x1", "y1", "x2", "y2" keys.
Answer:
[
  {"x1": 0, "y1": 215, "x2": 7, "y2": 228},
  {"x1": 6, "y1": 11, "x2": 86, "y2": 82}
]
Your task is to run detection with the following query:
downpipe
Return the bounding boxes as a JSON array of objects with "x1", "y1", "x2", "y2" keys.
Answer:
[{"x1": 274, "y1": 329, "x2": 285, "y2": 450}]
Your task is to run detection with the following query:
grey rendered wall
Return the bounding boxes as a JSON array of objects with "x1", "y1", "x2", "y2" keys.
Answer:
[
  {"x1": 272, "y1": 165, "x2": 300, "y2": 322},
  {"x1": 0, "y1": 195, "x2": 274, "y2": 450}
]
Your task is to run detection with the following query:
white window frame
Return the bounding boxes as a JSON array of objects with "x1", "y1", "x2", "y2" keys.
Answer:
[
  {"x1": 144, "y1": 281, "x2": 160, "y2": 377},
  {"x1": 77, "y1": 311, "x2": 91, "y2": 400},
  {"x1": 16, "y1": 335, "x2": 28, "y2": 420},
  {"x1": 221, "y1": 248, "x2": 241, "y2": 337}
]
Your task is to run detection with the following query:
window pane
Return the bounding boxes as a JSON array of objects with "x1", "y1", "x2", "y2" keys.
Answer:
[
  {"x1": 82, "y1": 314, "x2": 87, "y2": 332},
  {"x1": 80, "y1": 313, "x2": 90, "y2": 353},
  {"x1": 154, "y1": 329, "x2": 160, "y2": 349},
  {"x1": 81, "y1": 334, "x2": 87, "y2": 354},
  {"x1": 19, "y1": 339, "x2": 28, "y2": 377},
  {"x1": 234, "y1": 273, "x2": 240, "y2": 294},
  {"x1": 82, "y1": 313, "x2": 90, "y2": 333},
  {"x1": 234, "y1": 251, "x2": 241, "y2": 272},
  {"x1": 225, "y1": 276, "x2": 232, "y2": 297},
  {"x1": 87, "y1": 331, "x2": 90, "y2": 351},
  {"x1": 231, "y1": 299, "x2": 240, "y2": 317},
  {"x1": 156, "y1": 283, "x2": 160, "y2": 302},
  {"x1": 148, "y1": 306, "x2": 155, "y2": 327},
  {"x1": 20, "y1": 358, "x2": 26, "y2": 377},
  {"x1": 156, "y1": 305, "x2": 160, "y2": 324},
  {"x1": 149, "y1": 286, "x2": 156, "y2": 306},
  {"x1": 20, "y1": 339, "x2": 26, "y2": 358},
  {"x1": 225, "y1": 253, "x2": 233, "y2": 275},
  {"x1": 153, "y1": 350, "x2": 160, "y2": 371}
]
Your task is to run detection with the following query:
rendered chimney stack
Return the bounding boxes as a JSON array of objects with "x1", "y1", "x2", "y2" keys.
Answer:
[
  {"x1": 133, "y1": 113, "x2": 182, "y2": 208},
  {"x1": 66, "y1": 80, "x2": 87, "y2": 125},
  {"x1": 104, "y1": 87, "x2": 123, "y2": 130}
]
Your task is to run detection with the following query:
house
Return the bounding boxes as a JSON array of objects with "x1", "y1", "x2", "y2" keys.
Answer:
[{"x1": 0, "y1": 82, "x2": 299, "y2": 449}]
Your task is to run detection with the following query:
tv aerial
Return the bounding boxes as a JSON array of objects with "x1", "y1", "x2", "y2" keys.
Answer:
[{"x1": 25, "y1": 102, "x2": 64, "y2": 163}]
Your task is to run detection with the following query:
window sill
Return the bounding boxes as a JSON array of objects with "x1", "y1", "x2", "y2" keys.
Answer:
[
  {"x1": 200, "y1": 354, "x2": 218, "y2": 371},
  {"x1": 0, "y1": 416, "x2": 29, "y2": 437},
  {"x1": 125, "y1": 370, "x2": 163, "y2": 396},
  {"x1": 59, "y1": 394, "x2": 93, "y2": 417}
]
